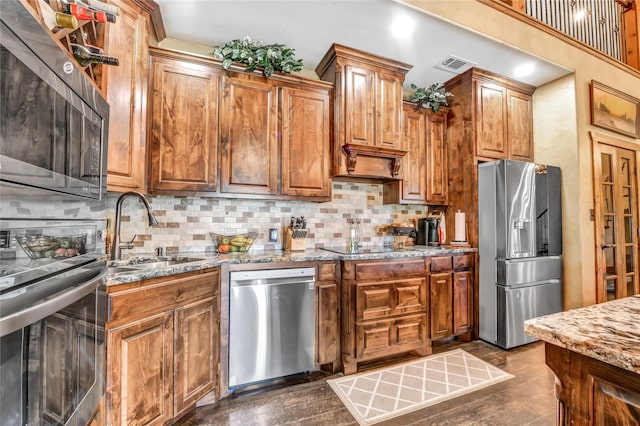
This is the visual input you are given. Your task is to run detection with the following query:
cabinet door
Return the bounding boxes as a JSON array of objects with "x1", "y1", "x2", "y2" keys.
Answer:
[
  {"x1": 453, "y1": 270, "x2": 473, "y2": 335},
  {"x1": 148, "y1": 56, "x2": 219, "y2": 193},
  {"x1": 316, "y1": 282, "x2": 339, "y2": 365},
  {"x1": 220, "y1": 75, "x2": 278, "y2": 194},
  {"x1": 174, "y1": 298, "x2": 217, "y2": 416},
  {"x1": 356, "y1": 314, "x2": 426, "y2": 360},
  {"x1": 104, "y1": 0, "x2": 149, "y2": 192},
  {"x1": 376, "y1": 70, "x2": 404, "y2": 149},
  {"x1": 507, "y1": 90, "x2": 533, "y2": 161},
  {"x1": 344, "y1": 64, "x2": 376, "y2": 147},
  {"x1": 425, "y1": 111, "x2": 448, "y2": 205},
  {"x1": 281, "y1": 86, "x2": 331, "y2": 199},
  {"x1": 400, "y1": 105, "x2": 427, "y2": 203},
  {"x1": 107, "y1": 313, "x2": 173, "y2": 426},
  {"x1": 430, "y1": 272, "x2": 453, "y2": 340},
  {"x1": 475, "y1": 81, "x2": 507, "y2": 160}
]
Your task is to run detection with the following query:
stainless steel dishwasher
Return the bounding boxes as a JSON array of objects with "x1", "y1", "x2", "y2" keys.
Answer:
[{"x1": 228, "y1": 267, "x2": 315, "y2": 389}]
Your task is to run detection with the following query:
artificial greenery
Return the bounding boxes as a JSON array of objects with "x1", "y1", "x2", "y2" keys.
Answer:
[
  {"x1": 213, "y1": 36, "x2": 304, "y2": 78},
  {"x1": 407, "y1": 82, "x2": 453, "y2": 112}
]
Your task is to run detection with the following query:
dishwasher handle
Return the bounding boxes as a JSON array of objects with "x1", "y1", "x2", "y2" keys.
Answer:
[{"x1": 231, "y1": 276, "x2": 315, "y2": 288}]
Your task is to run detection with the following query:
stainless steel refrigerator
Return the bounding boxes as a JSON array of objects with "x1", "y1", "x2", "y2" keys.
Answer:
[{"x1": 478, "y1": 159, "x2": 563, "y2": 349}]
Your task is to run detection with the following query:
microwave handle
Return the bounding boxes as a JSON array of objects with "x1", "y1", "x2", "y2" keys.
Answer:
[{"x1": 0, "y1": 269, "x2": 105, "y2": 337}]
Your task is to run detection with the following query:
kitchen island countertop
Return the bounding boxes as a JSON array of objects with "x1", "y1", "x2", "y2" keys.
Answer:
[
  {"x1": 525, "y1": 295, "x2": 640, "y2": 374},
  {"x1": 107, "y1": 246, "x2": 476, "y2": 286}
]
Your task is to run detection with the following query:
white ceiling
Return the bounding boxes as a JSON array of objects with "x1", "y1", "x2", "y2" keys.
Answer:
[{"x1": 154, "y1": 0, "x2": 573, "y2": 88}]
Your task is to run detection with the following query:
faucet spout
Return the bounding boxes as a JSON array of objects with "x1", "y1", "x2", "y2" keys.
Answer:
[{"x1": 111, "y1": 191, "x2": 159, "y2": 260}]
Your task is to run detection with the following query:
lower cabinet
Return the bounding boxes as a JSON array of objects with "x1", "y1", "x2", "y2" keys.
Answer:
[
  {"x1": 341, "y1": 258, "x2": 430, "y2": 374},
  {"x1": 316, "y1": 261, "x2": 341, "y2": 372},
  {"x1": 106, "y1": 269, "x2": 220, "y2": 425},
  {"x1": 429, "y1": 254, "x2": 474, "y2": 340}
]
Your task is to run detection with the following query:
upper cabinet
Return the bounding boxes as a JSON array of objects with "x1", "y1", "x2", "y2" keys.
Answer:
[
  {"x1": 446, "y1": 68, "x2": 535, "y2": 162},
  {"x1": 219, "y1": 73, "x2": 279, "y2": 196},
  {"x1": 148, "y1": 49, "x2": 220, "y2": 194},
  {"x1": 145, "y1": 48, "x2": 332, "y2": 201},
  {"x1": 383, "y1": 103, "x2": 448, "y2": 205},
  {"x1": 316, "y1": 44, "x2": 412, "y2": 180},
  {"x1": 103, "y1": 0, "x2": 151, "y2": 192}
]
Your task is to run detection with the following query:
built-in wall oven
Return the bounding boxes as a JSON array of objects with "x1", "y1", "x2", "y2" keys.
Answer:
[{"x1": 0, "y1": 1, "x2": 109, "y2": 424}]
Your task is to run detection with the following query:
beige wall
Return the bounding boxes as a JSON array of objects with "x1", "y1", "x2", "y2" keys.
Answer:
[{"x1": 405, "y1": 0, "x2": 640, "y2": 308}]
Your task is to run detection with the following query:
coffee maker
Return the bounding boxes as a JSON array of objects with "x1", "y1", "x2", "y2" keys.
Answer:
[{"x1": 416, "y1": 217, "x2": 440, "y2": 246}]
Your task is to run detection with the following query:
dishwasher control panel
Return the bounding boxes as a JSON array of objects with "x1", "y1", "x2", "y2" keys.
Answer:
[{"x1": 230, "y1": 267, "x2": 315, "y2": 281}]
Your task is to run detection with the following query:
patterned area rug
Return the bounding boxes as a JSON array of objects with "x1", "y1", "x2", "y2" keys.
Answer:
[{"x1": 328, "y1": 349, "x2": 514, "y2": 425}]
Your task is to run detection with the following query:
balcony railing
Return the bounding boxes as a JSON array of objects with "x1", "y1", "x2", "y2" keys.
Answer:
[
  {"x1": 526, "y1": 0, "x2": 624, "y2": 60},
  {"x1": 495, "y1": 0, "x2": 639, "y2": 72}
]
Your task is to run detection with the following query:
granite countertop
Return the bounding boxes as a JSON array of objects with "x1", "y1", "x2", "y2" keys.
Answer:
[
  {"x1": 525, "y1": 295, "x2": 640, "y2": 374},
  {"x1": 106, "y1": 245, "x2": 476, "y2": 286}
]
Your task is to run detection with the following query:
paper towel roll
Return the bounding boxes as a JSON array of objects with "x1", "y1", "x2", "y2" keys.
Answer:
[{"x1": 454, "y1": 210, "x2": 466, "y2": 242}]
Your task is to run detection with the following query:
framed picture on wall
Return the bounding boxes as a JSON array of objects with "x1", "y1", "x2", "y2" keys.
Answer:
[{"x1": 590, "y1": 80, "x2": 640, "y2": 138}]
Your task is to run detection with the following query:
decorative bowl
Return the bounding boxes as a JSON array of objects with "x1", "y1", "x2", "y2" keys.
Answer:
[{"x1": 210, "y1": 232, "x2": 258, "y2": 253}]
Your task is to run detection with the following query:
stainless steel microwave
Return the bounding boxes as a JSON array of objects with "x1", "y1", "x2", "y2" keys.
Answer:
[{"x1": 0, "y1": 0, "x2": 109, "y2": 200}]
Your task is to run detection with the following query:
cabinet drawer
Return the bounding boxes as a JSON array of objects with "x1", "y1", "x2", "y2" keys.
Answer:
[
  {"x1": 430, "y1": 256, "x2": 452, "y2": 272},
  {"x1": 354, "y1": 259, "x2": 427, "y2": 280},
  {"x1": 356, "y1": 314, "x2": 427, "y2": 360},
  {"x1": 356, "y1": 278, "x2": 426, "y2": 321},
  {"x1": 317, "y1": 262, "x2": 338, "y2": 281},
  {"x1": 108, "y1": 270, "x2": 219, "y2": 326},
  {"x1": 453, "y1": 254, "x2": 474, "y2": 271}
]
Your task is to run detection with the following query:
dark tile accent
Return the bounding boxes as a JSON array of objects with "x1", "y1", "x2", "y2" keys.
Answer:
[
  {"x1": 193, "y1": 235, "x2": 206, "y2": 240},
  {"x1": 187, "y1": 217, "x2": 200, "y2": 223}
]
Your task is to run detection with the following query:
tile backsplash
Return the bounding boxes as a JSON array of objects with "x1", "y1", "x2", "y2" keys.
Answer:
[{"x1": 107, "y1": 182, "x2": 436, "y2": 255}]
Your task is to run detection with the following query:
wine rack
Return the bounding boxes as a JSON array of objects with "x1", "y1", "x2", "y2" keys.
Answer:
[{"x1": 22, "y1": 0, "x2": 107, "y2": 91}]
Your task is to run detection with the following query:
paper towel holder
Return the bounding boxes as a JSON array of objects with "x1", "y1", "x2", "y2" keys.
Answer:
[{"x1": 451, "y1": 209, "x2": 469, "y2": 247}]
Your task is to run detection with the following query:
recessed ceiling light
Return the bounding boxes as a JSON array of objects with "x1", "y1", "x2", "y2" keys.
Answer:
[
  {"x1": 390, "y1": 14, "x2": 415, "y2": 39},
  {"x1": 514, "y1": 63, "x2": 535, "y2": 77}
]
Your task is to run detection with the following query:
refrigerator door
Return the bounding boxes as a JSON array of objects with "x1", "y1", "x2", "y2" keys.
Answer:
[
  {"x1": 497, "y1": 256, "x2": 562, "y2": 286},
  {"x1": 497, "y1": 280, "x2": 562, "y2": 349},
  {"x1": 535, "y1": 165, "x2": 562, "y2": 256},
  {"x1": 497, "y1": 160, "x2": 537, "y2": 259}
]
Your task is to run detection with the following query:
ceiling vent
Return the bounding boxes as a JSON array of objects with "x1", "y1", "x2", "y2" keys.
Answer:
[{"x1": 434, "y1": 55, "x2": 476, "y2": 74}]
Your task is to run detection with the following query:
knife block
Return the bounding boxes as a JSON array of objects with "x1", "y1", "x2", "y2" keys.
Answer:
[{"x1": 284, "y1": 228, "x2": 306, "y2": 251}]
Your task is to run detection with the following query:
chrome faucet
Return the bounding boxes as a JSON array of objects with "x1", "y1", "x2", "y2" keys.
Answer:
[{"x1": 111, "y1": 191, "x2": 159, "y2": 260}]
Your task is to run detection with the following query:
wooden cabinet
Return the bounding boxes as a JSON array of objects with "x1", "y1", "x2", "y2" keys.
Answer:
[
  {"x1": 316, "y1": 261, "x2": 340, "y2": 372},
  {"x1": 545, "y1": 343, "x2": 640, "y2": 425},
  {"x1": 316, "y1": 44, "x2": 412, "y2": 179},
  {"x1": 445, "y1": 68, "x2": 535, "y2": 250},
  {"x1": 103, "y1": 0, "x2": 151, "y2": 192},
  {"x1": 280, "y1": 85, "x2": 332, "y2": 200},
  {"x1": 383, "y1": 103, "x2": 448, "y2": 205},
  {"x1": 144, "y1": 48, "x2": 332, "y2": 201},
  {"x1": 106, "y1": 269, "x2": 220, "y2": 425},
  {"x1": 341, "y1": 258, "x2": 430, "y2": 374},
  {"x1": 220, "y1": 73, "x2": 279, "y2": 195},
  {"x1": 148, "y1": 49, "x2": 220, "y2": 194},
  {"x1": 429, "y1": 254, "x2": 474, "y2": 340}
]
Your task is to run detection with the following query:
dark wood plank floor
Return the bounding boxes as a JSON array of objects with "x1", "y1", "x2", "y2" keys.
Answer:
[{"x1": 177, "y1": 340, "x2": 556, "y2": 426}]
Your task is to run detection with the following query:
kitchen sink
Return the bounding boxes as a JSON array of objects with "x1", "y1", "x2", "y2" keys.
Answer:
[
  {"x1": 128, "y1": 260, "x2": 196, "y2": 269},
  {"x1": 108, "y1": 266, "x2": 139, "y2": 274}
]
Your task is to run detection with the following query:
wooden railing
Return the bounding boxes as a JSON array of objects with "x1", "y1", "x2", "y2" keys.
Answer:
[{"x1": 498, "y1": 0, "x2": 640, "y2": 71}]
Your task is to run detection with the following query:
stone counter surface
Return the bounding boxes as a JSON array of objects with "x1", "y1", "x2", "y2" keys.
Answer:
[
  {"x1": 106, "y1": 246, "x2": 476, "y2": 286},
  {"x1": 525, "y1": 295, "x2": 640, "y2": 374}
]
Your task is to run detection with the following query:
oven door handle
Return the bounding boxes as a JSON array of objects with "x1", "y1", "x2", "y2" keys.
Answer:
[{"x1": 0, "y1": 266, "x2": 106, "y2": 337}]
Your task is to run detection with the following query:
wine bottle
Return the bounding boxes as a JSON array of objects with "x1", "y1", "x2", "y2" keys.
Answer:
[
  {"x1": 58, "y1": 0, "x2": 108, "y2": 23},
  {"x1": 85, "y1": 0, "x2": 120, "y2": 16},
  {"x1": 70, "y1": 43, "x2": 119, "y2": 67},
  {"x1": 38, "y1": 0, "x2": 78, "y2": 32},
  {"x1": 74, "y1": 0, "x2": 116, "y2": 22}
]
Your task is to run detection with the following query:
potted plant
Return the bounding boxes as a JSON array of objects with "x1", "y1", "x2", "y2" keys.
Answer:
[
  {"x1": 213, "y1": 36, "x2": 304, "y2": 78},
  {"x1": 407, "y1": 82, "x2": 453, "y2": 112}
]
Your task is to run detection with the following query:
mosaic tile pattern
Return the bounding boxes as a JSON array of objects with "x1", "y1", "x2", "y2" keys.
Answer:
[
  {"x1": 328, "y1": 349, "x2": 513, "y2": 425},
  {"x1": 107, "y1": 183, "x2": 434, "y2": 255}
]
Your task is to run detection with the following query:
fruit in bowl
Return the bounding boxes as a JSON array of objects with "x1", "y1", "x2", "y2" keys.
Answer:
[
  {"x1": 16, "y1": 234, "x2": 87, "y2": 259},
  {"x1": 210, "y1": 232, "x2": 258, "y2": 253}
]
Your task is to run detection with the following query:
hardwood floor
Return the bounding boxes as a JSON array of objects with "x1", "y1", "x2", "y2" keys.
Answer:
[{"x1": 177, "y1": 340, "x2": 556, "y2": 426}]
